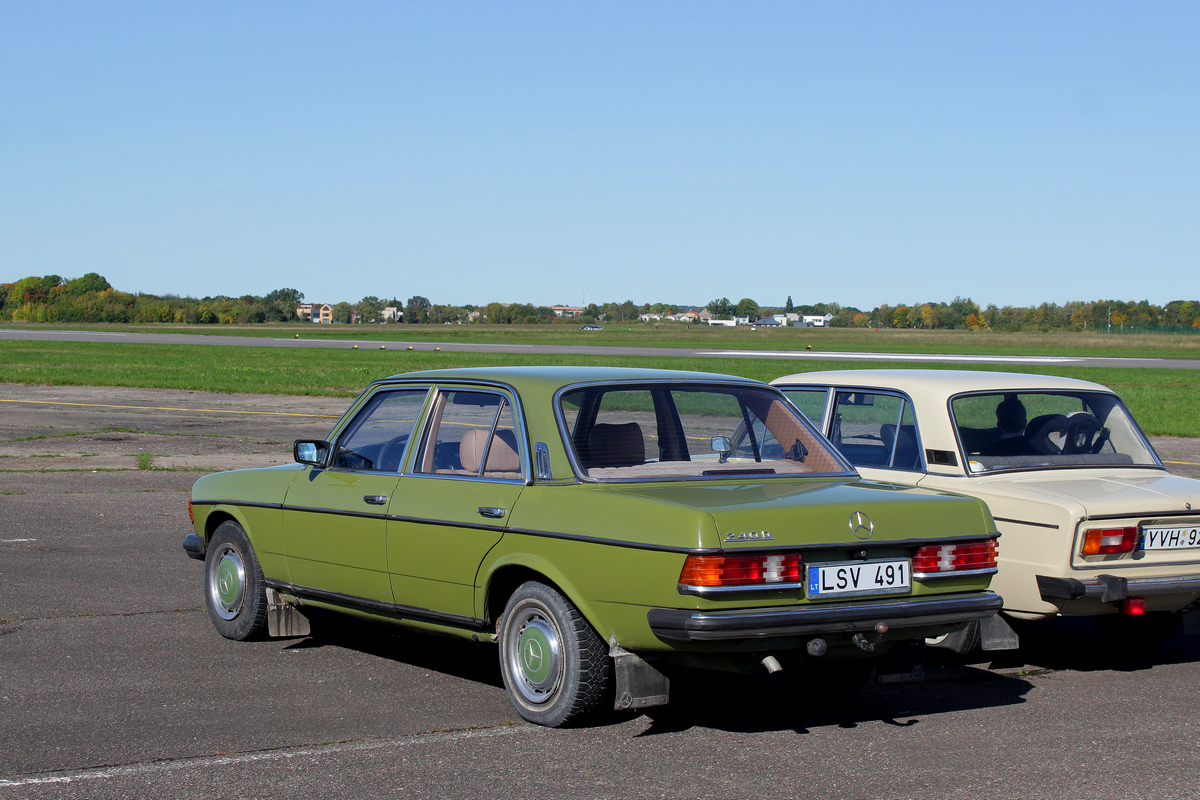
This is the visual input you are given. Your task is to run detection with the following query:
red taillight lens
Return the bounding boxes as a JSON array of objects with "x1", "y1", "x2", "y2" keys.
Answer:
[
  {"x1": 912, "y1": 540, "x2": 998, "y2": 576},
  {"x1": 188, "y1": 500, "x2": 194, "y2": 524},
  {"x1": 1118, "y1": 597, "x2": 1146, "y2": 616},
  {"x1": 679, "y1": 553, "x2": 802, "y2": 587},
  {"x1": 1081, "y1": 527, "x2": 1138, "y2": 555}
]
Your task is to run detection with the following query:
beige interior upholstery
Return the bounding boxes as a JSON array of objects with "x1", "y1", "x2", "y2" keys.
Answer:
[{"x1": 458, "y1": 428, "x2": 522, "y2": 478}]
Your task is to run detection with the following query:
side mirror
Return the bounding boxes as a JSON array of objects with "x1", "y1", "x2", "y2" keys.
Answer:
[
  {"x1": 711, "y1": 436, "x2": 732, "y2": 455},
  {"x1": 294, "y1": 440, "x2": 331, "y2": 466}
]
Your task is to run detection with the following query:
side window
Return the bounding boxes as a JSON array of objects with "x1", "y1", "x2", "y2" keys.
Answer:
[
  {"x1": 332, "y1": 389, "x2": 428, "y2": 472},
  {"x1": 781, "y1": 388, "x2": 829, "y2": 425},
  {"x1": 417, "y1": 390, "x2": 524, "y2": 480},
  {"x1": 830, "y1": 391, "x2": 913, "y2": 468}
]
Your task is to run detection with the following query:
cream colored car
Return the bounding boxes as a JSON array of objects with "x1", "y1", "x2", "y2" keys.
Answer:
[{"x1": 770, "y1": 369, "x2": 1200, "y2": 652}]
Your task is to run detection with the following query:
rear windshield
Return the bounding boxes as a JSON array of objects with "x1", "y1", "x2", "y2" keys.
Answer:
[
  {"x1": 559, "y1": 383, "x2": 851, "y2": 480},
  {"x1": 951, "y1": 391, "x2": 1159, "y2": 473}
]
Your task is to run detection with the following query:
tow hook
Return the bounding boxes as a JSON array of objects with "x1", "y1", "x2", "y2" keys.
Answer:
[{"x1": 852, "y1": 622, "x2": 889, "y2": 653}]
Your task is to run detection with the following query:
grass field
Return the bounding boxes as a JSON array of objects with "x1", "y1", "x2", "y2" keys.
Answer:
[
  {"x1": 2, "y1": 337, "x2": 1198, "y2": 437},
  {"x1": 5, "y1": 320, "x2": 1200, "y2": 359}
]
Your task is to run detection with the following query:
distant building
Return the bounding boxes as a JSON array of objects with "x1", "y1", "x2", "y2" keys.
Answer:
[
  {"x1": 297, "y1": 303, "x2": 333, "y2": 323},
  {"x1": 798, "y1": 313, "x2": 835, "y2": 327},
  {"x1": 552, "y1": 305, "x2": 585, "y2": 317},
  {"x1": 753, "y1": 316, "x2": 782, "y2": 326},
  {"x1": 381, "y1": 306, "x2": 401, "y2": 322}
]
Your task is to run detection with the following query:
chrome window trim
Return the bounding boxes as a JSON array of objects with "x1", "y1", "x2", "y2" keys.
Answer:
[
  {"x1": 826, "y1": 386, "x2": 927, "y2": 474},
  {"x1": 551, "y1": 379, "x2": 855, "y2": 483},
  {"x1": 948, "y1": 388, "x2": 1164, "y2": 473}
]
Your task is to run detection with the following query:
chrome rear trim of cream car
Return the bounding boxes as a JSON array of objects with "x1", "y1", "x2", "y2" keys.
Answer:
[{"x1": 1037, "y1": 573, "x2": 1200, "y2": 602}]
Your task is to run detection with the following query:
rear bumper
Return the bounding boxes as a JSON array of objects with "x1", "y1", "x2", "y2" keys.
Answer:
[
  {"x1": 1037, "y1": 573, "x2": 1200, "y2": 604},
  {"x1": 647, "y1": 591, "x2": 1003, "y2": 643}
]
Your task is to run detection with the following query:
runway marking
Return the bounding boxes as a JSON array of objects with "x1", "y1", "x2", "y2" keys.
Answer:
[
  {"x1": 0, "y1": 725, "x2": 531, "y2": 789},
  {"x1": 697, "y1": 350, "x2": 1086, "y2": 364},
  {"x1": 0, "y1": 399, "x2": 339, "y2": 418},
  {"x1": 1, "y1": 539, "x2": 35, "y2": 543},
  {"x1": 1163, "y1": 460, "x2": 1200, "y2": 466}
]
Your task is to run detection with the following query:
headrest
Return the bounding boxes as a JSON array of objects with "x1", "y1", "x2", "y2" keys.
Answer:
[{"x1": 586, "y1": 422, "x2": 645, "y2": 467}]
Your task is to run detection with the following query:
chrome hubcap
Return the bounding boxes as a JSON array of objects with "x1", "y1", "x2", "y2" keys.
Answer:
[
  {"x1": 209, "y1": 544, "x2": 246, "y2": 620},
  {"x1": 505, "y1": 605, "x2": 562, "y2": 704}
]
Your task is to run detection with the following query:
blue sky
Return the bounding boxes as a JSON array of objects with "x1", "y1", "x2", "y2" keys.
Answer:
[{"x1": 2, "y1": 2, "x2": 1197, "y2": 310}]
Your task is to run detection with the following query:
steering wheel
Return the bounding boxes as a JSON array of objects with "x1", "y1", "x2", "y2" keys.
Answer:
[
  {"x1": 377, "y1": 434, "x2": 410, "y2": 472},
  {"x1": 1063, "y1": 413, "x2": 1103, "y2": 455},
  {"x1": 1025, "y1": 414, "x2": 1070, "y2": 455}
]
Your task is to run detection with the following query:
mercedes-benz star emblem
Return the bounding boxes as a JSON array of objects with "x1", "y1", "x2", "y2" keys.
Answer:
[
  {"x1": 523, "y1": 639, "x2": 544, "y2": 672},
  {"x1": 849, "y1": 511, "x2": 875, "y2": 540}
]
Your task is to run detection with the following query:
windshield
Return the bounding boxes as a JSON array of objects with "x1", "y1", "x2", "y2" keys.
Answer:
[
  {"x1": 951, "y1": 391, "x2": 1159, "y2": 473},
  {"x1": 559, "y1": 383, "x2": 851, "y2": 480}
]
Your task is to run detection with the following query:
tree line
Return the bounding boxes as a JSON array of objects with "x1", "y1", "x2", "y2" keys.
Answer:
[{"x1": 4, "y1": 273, "x2": 1200, "y2": 332}]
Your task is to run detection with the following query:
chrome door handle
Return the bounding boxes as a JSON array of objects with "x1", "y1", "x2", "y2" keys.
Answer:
[
  {"x1": 363, "y1": 495, "x2": 388, "y2": 505},
  {"x1": 477, "y1": 507, "x2": 506, "y2": 519}
]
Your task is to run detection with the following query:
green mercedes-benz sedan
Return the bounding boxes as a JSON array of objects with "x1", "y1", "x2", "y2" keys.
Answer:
[{"x1": 186, "y1": 366, "x2": 1003, "y2": 726}]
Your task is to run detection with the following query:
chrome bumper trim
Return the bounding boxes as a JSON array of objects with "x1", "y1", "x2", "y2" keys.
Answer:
[
  {"x1": 1037, "y1": 573, "x2": 1200, "y2": 603},
  {"x1": 647, "y1": 591, "x2": 1003, "y2": 642}
]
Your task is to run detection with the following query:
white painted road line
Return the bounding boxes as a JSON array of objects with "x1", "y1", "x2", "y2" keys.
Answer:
[{"x1": 0, "y1": 725, "x2": 532, "y2": 789}]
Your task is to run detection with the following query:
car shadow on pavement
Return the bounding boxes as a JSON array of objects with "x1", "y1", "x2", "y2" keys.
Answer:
[
  {"x1": 952, "y1": 615, "x2": 1200, "y2": 674},
  {"x1": 282, "y1": 613, "x2": 506, "y2": 690},
  {"x1": 637, "y1": 663, "x2": 1033, "y2": 736}
]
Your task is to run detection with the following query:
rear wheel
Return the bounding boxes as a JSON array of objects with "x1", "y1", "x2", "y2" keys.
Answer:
[
  {"x1": 498, "y1": 581, "x2": 611, "y2": 727},
  {"x1": 1095, "y1": 611, "x2": 1179, "y2": 649},
  {"x1": 204, "y1": 520, "x2": 268, "y2": 641}
]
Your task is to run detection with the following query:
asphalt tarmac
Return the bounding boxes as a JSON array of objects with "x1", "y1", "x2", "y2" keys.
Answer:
[{"x1": 2, "y1": 385, "x2": 1199, "y2": 799}]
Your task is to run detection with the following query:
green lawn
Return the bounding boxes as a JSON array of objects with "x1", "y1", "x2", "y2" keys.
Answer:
[
  {"x1": 5, "y1": 320, "x2": 1200, "y2": 359},
  {"x1": 2, "y1": 338, "x2": 1198, "y2": 437}
]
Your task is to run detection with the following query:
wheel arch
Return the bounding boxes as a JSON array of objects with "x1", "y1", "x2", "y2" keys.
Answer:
[{"x1": 482, "y1": 556, "x2": 611, "y2": 643}]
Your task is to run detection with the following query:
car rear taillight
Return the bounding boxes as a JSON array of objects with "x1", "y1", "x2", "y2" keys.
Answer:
[
  {"x1": 679, "y1": 553, "x2": 802, "y2": 588},
  {"x1": 912, "y1": 540, "x2": 998, "y2": 577},
  {"x1": 1081, "y1": 527, "x2": 1138, "y2": 555},
  {"x1": 188, "y1": 500, "x2": 194, "y2": 524}
]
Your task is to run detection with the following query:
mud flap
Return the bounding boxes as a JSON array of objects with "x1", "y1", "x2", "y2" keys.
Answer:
[
  {"x1": 610, "y1": 646, "x2": 669, "y2": 710},
  {"x1": 981, "y1": 613, "x2": 1020, "y2": 651},
  {"x1": 266, "y1": 587, "x2": 312, "y2": 638}
]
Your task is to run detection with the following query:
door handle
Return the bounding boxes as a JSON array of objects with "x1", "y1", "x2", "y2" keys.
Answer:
[
  {"x1": 363, "y1": 495, "x2": 388, "y2": 505},
  {"x1": 477, "y1": 506, "x2": 506, "y2": 519}
]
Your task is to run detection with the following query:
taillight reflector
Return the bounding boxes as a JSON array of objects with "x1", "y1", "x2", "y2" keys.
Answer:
[
  {"x1": 1081, "y1": 527, "x2": 1138, "y2": 555},
  {"x1": 188, "y1": 500, "x2": 194, "y2": 524},
  {"x1": 912, "y1": 540, "x2": 998, "y2": 576},
  {"x1": 679, "y1": 553, "x2": 802, "y2": 587}
]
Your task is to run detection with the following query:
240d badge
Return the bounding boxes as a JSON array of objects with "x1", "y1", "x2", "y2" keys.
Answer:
[{"x1": 724, "y1": 531, "x2": 774, "y2": 542}]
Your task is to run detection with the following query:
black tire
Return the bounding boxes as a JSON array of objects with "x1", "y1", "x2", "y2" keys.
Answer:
[
  {"x1": 1095, "y1": 611, "x2": 1179, "y2": 649},
  {"x1": 204, "y1": 520, "x2": 268, "y2": 641},
  {"x1": 927, "y1": 620, "x2": 982, "y2": 656},
  {"x1": 498, "y1": 581, "x2": 611, "y2": 727}
]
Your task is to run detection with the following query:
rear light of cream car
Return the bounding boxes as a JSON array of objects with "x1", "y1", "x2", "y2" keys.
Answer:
[
  {"x1": 912, "y1": 540, "x2": 998, "y2": 577},
  {"x1": 679, "y1": 553, "x2": 803, "y2": 592},
  {"x1": 1080, "y1": 527, "x2": 1138, "y2": 556}
]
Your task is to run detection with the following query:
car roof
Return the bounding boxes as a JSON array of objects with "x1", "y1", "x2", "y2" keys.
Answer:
[
  {"x1": 770, "y1": 368, "x2": 1113, "y2": 397},
  {"x1": 380, "y1": 365, "x2": 760, "y2": 393}
]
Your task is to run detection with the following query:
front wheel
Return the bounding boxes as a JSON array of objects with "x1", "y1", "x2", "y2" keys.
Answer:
[
  {"x1": 498, "y1": 581, "x2": 611, "y2": 727},
  {"x1": 204, "y1": 520, "x2": 268, "y2": 641}
]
